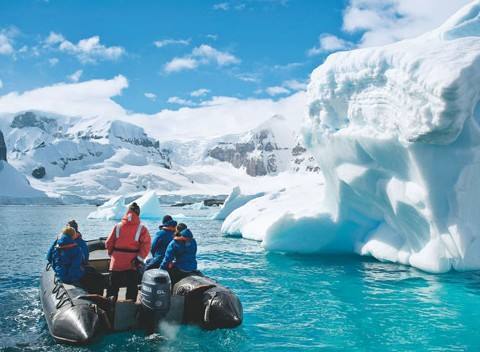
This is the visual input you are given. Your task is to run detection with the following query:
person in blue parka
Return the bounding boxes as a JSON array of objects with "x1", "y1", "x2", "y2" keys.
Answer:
[
  {"x1": 160, "y1": 223, "x2": 198, "y2": 285},
  {"x1": 144, "y1": 215, "x2": 177, "y2": 271},
  {"x1": 47, "y1": 227, "x2": 104, "y2": 294},
  {"x1": 68, "y1": 220, "x2": 89, "y2": 263}
]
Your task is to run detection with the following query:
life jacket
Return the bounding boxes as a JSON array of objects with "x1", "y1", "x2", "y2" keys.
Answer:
[
  {"x1": 51, "y1": 234, "x2": 84, "y2": 283},
  {"x1": 105, "y1": 211, "x2": 151, "y2": 271}
]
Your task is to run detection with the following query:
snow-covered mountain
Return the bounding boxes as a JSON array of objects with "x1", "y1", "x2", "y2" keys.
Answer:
[
  {"x1": 0, "y1": 109, "x2": 316, "y2": 203},
  {"x1": 205, "y1": 115, "x2": 317, "y2": 176}
]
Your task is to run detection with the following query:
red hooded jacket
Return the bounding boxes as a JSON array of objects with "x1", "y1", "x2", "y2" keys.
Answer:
[{"x1": 105, "y1": 211, "x2": 151, "y2": 271}]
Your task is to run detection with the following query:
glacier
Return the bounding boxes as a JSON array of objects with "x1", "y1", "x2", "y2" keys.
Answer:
[{"x1": 222, "y1": 1, "x2": 480, "y2": 273}]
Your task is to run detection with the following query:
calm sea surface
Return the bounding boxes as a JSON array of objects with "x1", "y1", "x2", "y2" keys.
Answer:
[{"x1": 1, "y1": 205, "x2": 480, "y2": 351}]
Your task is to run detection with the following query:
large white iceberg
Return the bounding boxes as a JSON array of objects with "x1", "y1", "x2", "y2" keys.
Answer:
[{"x1": 223, "y1": 1, "x2": 480, "y2": 273}]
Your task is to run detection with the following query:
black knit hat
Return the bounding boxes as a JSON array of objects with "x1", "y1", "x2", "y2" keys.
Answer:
[
  {"x1": 162, "y1": 215, "x2": 173, "y2": 224},
  {"x1": 129, "y1": 202, "x2": 140, "y2": 216},
  {"x1": 67, "y1": 220, "x2": 78, "y2": 232},
  {"x1": 175, "y1": 223, "x2": 187, "y2": 236}
]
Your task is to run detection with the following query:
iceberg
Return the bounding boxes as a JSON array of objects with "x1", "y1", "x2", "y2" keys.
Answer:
[
  {"x1": 129, "y1": 191, "x2": 166, "y2": 220},
  {"x1": 87, "y1": 195, "x2": 127, "y2": 220},
  {"x1": 213, "y1": 186, "x2": 266, "y2": 220},
  {"x1": 182, "y1": 201, "x2": 209, "y2": 210},
  {"x1": 88, "y1": 191, "x2": 165, "y2": 220},
  {"x1": 223, "y1": 1, "x2": 480, "y2": 273}
]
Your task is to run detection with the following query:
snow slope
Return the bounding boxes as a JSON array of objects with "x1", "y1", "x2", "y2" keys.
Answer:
[
  {"x1": 0, "y1": 160, "x2": 49, "y2": 204},
  {"x1": 223, "y1": 1, "x2": 480, "y2": 273}
]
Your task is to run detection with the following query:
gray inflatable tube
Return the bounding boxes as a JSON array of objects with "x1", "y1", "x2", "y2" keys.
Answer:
[{"x1": 40, "y1": 265, "x2": 104, "y2": 344}]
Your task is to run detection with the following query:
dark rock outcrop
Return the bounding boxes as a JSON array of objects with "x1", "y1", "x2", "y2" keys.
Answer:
[
  {"x1": 291, "y1": 142, "x2": 321, "y2": 173},
  {"x1": 10, "y1": 111, "x2": 57, "y2": 132},
  {"x1": 0, "y1": 130, "x2": 6, "y2": 162},
  {"x1": 207, "y1": 129, "x2": 286, "y2": 177},
  {"x1": 32, "y1": 166, "x2": 46, "y2": 179}
]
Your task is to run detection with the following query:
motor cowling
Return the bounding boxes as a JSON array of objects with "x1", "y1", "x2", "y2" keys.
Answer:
[{"x1": 140, "y1": 269, "x2": 171, "y2": 332}]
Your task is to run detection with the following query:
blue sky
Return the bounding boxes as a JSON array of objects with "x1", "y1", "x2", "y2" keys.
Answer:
[
  {"x1": 0, "y1": 0, "x2": 469, "y2": 114},
  {"x1": 0, "y1": 0, "x2": 352, "y2": 113}
]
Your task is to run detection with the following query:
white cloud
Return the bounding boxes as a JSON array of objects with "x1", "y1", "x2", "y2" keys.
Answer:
[
  {"x1": 0, "y1": 28, "x2": 17, "y2": 55},
  {"x1": 0, "y1": 76, "x2": 307, "y2": 141},
  {"x1": 164, "y1": 57, "x2": 199, "y2": 73},
  {"x1": 164, "y1": 44, "x2": 240, "y2": 73},
  {"x1": 282, "y1": 79, "x2": 307, "y2": 91},
  {"x1": 190, "y1": 88, "x2": 210, "y2": 97},
  {"x1": 233, "y1": 72, "x2": 260, "y2": 83},
  {"x1": 265, "y1": 86, "x2": 290, "y2": 96},
  {"x1": 154, "y1": 38, "x2": 190, "y2": 48},
  {"x1": 144, "y1": 92, "x2": 157, "y2": 101},
  {"x1": 342, "y1": 0, "x2": 470, "y2": 47},
  {"x1": 261, "y1": 79, "x2": 307, "y2": 96},
  {"x1": 68, "y1": 69, "x2": 83, "y2": 82},
  {"x1": 272, "y1": 62, "x2": 303, "y2": 71},
  {"x1": 213, "y1": 2, "x2": 230, "y2": 10},
  {"x1": 0, "y1": 75, "x2": 128, "y2": 118},
  {"x1": 45, "y1": 32, "x2": 64, "y2": 45},
  {"x1": 167, "y1": 96, "x2": 196, "y2": 106},
  {"x1": 0, "y1": 79, "x2": 3, "y2": 89},
  {"x1": 45, "y1": 32, "x2": 125, "y2": 63},
  {"x1": 192, "y1": 44, "x2": 239, "y2": 66},
  {"x1": 206, "y1": 34, "x2": 218, "y2": 40},
  {"x1": 308, "y1": 34, "x2": 354, "y2": 55},
  {"x1": 48, "y1": 58, "x2": 59, "y2": 66}
]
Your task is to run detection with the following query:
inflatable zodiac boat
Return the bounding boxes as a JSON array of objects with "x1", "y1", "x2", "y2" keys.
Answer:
[{"x1": 40, "y1": 238, "x2": 243, "y2": 344}]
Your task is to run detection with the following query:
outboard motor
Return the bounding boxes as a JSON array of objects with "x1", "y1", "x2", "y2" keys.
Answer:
[
  {"x1": 173, "y1": 275, "x2": 243, "y2": 329},
  {"x1": 140, "y1": 269, "x2": 171, "y2": 333}
]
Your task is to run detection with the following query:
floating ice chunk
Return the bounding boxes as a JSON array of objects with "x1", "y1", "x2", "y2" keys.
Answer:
[
  {"x1": 213, "y1": 186, "x2": 266, "y2": 220},
  {"x1": 87, "y1": 195, "x2": 126, "y2": 220},
  {"x1": 129, "y1": 191, "x2": 166, "y2": 220},
  {"x1": 182, "y1": 202, "x2": 209, "y2": 210},
  {"x1": 222, "y1": 181, "x2": 329, "y2": 245}
]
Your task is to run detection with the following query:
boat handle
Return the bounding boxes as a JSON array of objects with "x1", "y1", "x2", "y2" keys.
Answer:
[
  {"x1": 56, "y1": 296, "x2": 73, "y2": 310},
  {"x1": 52, "y1": 282, "x2": 61, "y2": 294},
  {"x1": 55, "y1": 289, "x2": 67, "y2": 300}
]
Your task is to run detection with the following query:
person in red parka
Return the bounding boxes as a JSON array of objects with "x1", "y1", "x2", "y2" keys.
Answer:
[{"x1": 105, "y1": 202, "x2": 151, "y2": 301}]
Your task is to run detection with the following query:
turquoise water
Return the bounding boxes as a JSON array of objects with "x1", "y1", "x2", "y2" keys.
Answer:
[{"x1": 1, "y1": 205, "x2": 480, "y2": 351}]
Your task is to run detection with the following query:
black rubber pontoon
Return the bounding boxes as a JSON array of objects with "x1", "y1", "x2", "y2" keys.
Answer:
[
  {"x1": 173, "y1": 275, "x2": 243, "y2": 329},
  {"x1": 40, "y1": 266, "x2": 104, "y2": 344}
]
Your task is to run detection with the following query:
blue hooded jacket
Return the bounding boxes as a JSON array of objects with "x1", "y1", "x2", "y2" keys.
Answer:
[
  {"x1": 145, "y1": 220, "x2": 177, "y2": 270},
  {"x1": 160, "y1": 229, "x2": 197, "y2": 272},
  {"x1": 75, "y1": 232, "x2": 89, "y2": 263},
  {"x1": 48, "y1": 234, "x2": 85, "y2": 283}
]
